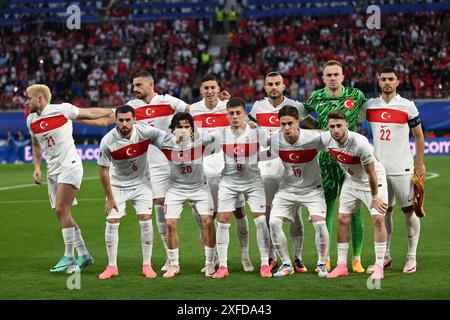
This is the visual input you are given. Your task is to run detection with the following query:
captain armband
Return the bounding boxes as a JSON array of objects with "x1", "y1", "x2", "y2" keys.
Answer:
[{"x1": 408, "y1": 116, "x2": 422, "y2": 128}]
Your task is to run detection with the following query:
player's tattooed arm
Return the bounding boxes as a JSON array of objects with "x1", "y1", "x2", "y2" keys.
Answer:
[
  {"x1": 75, "y1": 108, "x2": 115, "y2": 126},
  {"x1": 31, "y1": 136, "x2": 42, "y2": 185}
]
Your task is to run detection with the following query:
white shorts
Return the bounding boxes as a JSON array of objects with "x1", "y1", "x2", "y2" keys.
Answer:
[
  {"x1": 47, "y1": 164, "x2": 83, "y2": 209},
  {"x1": 386, "y1": 174, "x2": 414, "y2": 208},
  {"x1": 149, "y1": 164, "x2": 170, "y2": 199},
  {"x1": 165, "y1": 185, "x2": 214, "y2": 219},
  {"x1": 339, "y1": 178, "x2": 388, "y2": 216},
  {"x1": 262, "y1": 176, "x2": 281, "y2": 206},
  {"x1": 107, "y1": 185, "x2": 153, "y2": 219},
  {"x1": 271, "y1": 187, "x2": 327, "y2": 222},
  {"x1": 217, "y1": 178, "x2": 266, "y2": 213},
  {"x1": 207, "y1": 175, "x2": 245, "y2": 212}
]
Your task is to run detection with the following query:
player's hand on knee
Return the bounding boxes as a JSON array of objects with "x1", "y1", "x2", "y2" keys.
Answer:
[
  {"x1": 33, "y1": 169, "x2": 41, "y2": 185},
  {"x1": 105, "y1": 198, "x2": 118, "y2": 215},
  {"x1": 371, "y1": 199, "x2": 388, "y2": 214}
]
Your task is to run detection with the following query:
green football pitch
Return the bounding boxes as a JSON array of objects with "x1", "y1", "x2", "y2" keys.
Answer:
[{"x1": 0, "y1": 157, "x2": 449, "y2": 300}]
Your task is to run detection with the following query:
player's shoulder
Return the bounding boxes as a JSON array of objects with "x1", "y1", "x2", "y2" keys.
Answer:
[
  {"x1": 319, "y1": 131, "x2": 332, "y2": 144},
  {"x1": 395, "y1": 94, "x2": 416, "y2": 108},
  {"x1": 126, "y1": 99, "x2": 143, "y2": 107},
  {"x1": 308, "y1": 88, "x2": 326, "y2": 100},
  {"x1": 346, "y1": 86, "x2": 365, "y2": 96},
  {"x1": 190, "y1": 99, "x2": 205, "y2": 110},
  {"x1": 100, "y1": 127, "x2": 116, "y2": 145},
  {"x1": 349, "y1": 131, "x2": 370, "y2": 146},
  {"x1": 283, "y1": 97, "x2": 303, "y2": 107},
  {"x1": 252, "y1": 97, "x2": 267, "y2": 109},
  {"x1": 364, "y1": 97, "x2": 382, "y2": 108}
]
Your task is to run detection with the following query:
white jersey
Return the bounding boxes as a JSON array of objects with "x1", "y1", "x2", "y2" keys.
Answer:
[
  {"x1": 97, "y1": 124, "x2": 167, "y2": 189},
  {"x1": 250, "y1": 97, "x2": 308, "y2": 178},
  {"x1": 126, "y1": 94, "x2": 188, "y2": 168},
  {"x1": 216, "y1": 124, "x2": 268, "y2": 185},
  {"x1": 359, "y1": 94, "x2": 419, "y2": 175},
  {"x1": 154, "y1": 133, "x2": 215, "y2": 190},
  {"x1": 321, "y1": 131, "x2": 385, "y2": 191},
  {"x1": 269, "y1": 130, "x2": 324, "y2": 191},
  {"x1": 249, "y1": 97, "x2": 308, "y2": 137},
  {"x1": 26, "y1": 103, "x2": 80, "y2": 176},
  {"x1": 190, "y1": 98, "x2": 229, "y2": 177}
]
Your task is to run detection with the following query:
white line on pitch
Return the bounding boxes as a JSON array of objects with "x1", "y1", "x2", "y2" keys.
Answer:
[
  {"x1": 0, "y1": 176, "x2": 98, "y2": 192},
  {"x1": 0, "y1": 198, "x2": 103, "y2": 204}
]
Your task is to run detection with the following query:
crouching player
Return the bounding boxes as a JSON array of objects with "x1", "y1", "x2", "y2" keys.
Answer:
[
  {"x1": 267, "y1": 106, "x2": 329, "y2": 278},
  {"x1": 97, "y1": 105, "x2": 167, "y2": 279},
  {"x1": 322, "y1": 111, "x2": 388, "y2": 280}
]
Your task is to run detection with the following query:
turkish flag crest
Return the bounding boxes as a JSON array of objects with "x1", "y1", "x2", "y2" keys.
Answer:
[{"x1": 343, "y1": 98, "x2": 355, "y2": 110}]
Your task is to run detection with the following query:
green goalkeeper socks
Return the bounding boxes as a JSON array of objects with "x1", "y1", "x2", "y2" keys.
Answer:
[{"x1": 351, "y1": 208, "x2": 364, "y2": 257}]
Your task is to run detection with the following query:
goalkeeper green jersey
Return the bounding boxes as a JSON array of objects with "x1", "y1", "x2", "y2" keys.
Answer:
[{"x1": 304, "y1": 86, "x2": 366, "y2": 131}]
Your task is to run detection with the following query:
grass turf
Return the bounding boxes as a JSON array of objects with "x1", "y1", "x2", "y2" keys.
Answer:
[{"x1": 0, "y1": 157, "x2": 449, "y2": 300}]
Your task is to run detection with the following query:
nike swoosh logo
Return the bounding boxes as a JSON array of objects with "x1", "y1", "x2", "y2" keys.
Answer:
[{"x1": 381, "y1": 125, "x2": 388, "y2": 128}]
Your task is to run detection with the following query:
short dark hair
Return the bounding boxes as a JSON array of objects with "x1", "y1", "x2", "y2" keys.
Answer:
[
  {"x1": 169, "y1": 112, "x2": 195, "y2": 132},
  {"x1": 265, "y1": 71, "x2": 282, "y2": 78},
  {"x1": 327, "y1": 110, "x2": 347, "y2": 122},
  {"x1": 379, "y1": 67, "x2": 397, "y2": 77},
  {"x1": 226, "y1": 97, "x2": 246, "y2": 110},
  {"x1": 201, "y1": 74, "x2": 220, "y2": 86},
  {"x1": 133, "y1": 71, "x2": 154, "y2": 81},
  {"x1": 278, "y1": 105, "x2": 299, "y2": 120},
  {"x1": 115, "y1": 105, "x2": 135, "y2": 118},
  {"x1": 322, "y1": 60, "x2": 343, "y2": 72}
]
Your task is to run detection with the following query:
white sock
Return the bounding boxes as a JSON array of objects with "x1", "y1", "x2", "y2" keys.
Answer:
[
  {"x1": 265, "y1": 211, "x2": 276, "y2": 260},
  {"x1": 191, "y1": 204, "x2": 204, "y2": 234},
  {"x1": 139, "y1": 220, "x2": 154, "y2": 265},
  {"x1": 337, "y1": 242, "x2": 349, "y2": 265},
  {"x1": 269, "y1": 217, "x2": 291, "y2": 265},
  {"x1": 216, "y1": 222, "x2": 230, "y2": 268},
  {"x1": 105, "y1": 222, "x2": 120, "y2": 266},
  {"x1": 62, "y1": 227, "x2": 75, "y2": 257},
  {"x1": 167, "y1": 248, "x2": 179, "y2": 267},
  {"x1": 290, "y1": 206, "x2": 304, "y2": 260},
  {"x1": 385, "y1": 210, "x2": 393, "y2": 257},
  {"x1": 204, "y1": 246, "x2": 215, "y2": 266},
  {"x1": 74, "y1": 228, "x2": 89, "y2": 256},
  {"x1": 236, "y1": 215, "x2": 249, "y2": 259},
  {"x1": 404, "y1": 211, "x2": 420, "y2": 257},
  {"x1": 254, "y1": 215, "x2": 270, "y2": 266},
  {"x1": 313, "y1": 221, "x2": 329, "y2": 265},
  {"x1": 154, "y1": 205, "x2": 168, "y2": 252},
  {"x1": 374, "y1": 242, "x2": 387, "y2": 266}
]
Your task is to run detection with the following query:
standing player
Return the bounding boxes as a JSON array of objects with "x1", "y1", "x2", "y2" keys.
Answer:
[
  {"x1": 97, "y1": 105, "x2": 168, "y2": 279},
  {"x1": 322, "y1": 111, "x2": 388, "y2": 280},
  {"x1": 304, "y1": 60, "x2": 367, "y2": 273},
  {"x1": 359, "y1": 67, "x2": 425, "y2": 273},
  {"x1": 212, "y1": 97, "x2": 272, "y2": 279},
  {"x1": 249, "y1": 71, "x2": 316, "y2": 273},
  {"x1": 153, "y1": 113, "x2": 216, "y2": 278},
  {"x1": 126, "y1": 71, "x2": 189, "y2": 271},
  {"x1": 268, "y1": 106, "x2": 329, "y2": 278},
  {"x1": 190, "y1": 74, "x2": 253, "y2": 272},
  {"x1": 25, "y1": 84, "x2": 112, "y2": 272}
]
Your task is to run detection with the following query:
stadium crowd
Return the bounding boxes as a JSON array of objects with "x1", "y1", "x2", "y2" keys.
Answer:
[{"x1": 0, "y1": 9, "x2": 449, "y2": 110}]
